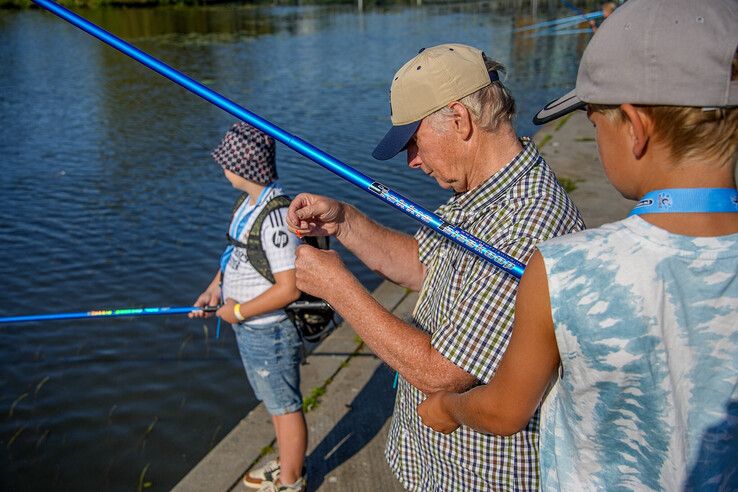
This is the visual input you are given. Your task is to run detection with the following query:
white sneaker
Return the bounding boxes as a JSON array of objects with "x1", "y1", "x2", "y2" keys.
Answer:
[
  {"x1": 243, "y1": 459, "x2": 280, "y2": 489},
  {"x1": 257, "y1": 475, "x2": 306, "y2": 492}
]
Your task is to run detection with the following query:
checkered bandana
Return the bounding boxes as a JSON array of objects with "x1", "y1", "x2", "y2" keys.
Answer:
[{"x1": 211, "y1": 122, "x2": 277, "y2": 185}]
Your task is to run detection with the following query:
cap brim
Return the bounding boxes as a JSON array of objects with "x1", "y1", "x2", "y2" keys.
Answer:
[
  {"x1": 533, "y1": 89, "x2": 586, "y2": 125},
  {"x1": 372, "y1": 121, "x2": 421, "y2": 161}
]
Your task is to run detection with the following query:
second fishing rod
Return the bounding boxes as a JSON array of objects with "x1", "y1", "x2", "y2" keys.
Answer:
[{"x1": 32, "y1": 0, "x2": 525, "y2": 280}]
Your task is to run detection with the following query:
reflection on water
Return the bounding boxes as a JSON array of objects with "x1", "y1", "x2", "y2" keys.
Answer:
[{"x1": 0, "y1": 2, "x2": 590, "y2": 489}]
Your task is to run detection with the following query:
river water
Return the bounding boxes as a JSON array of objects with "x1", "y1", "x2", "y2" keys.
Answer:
[{"x1": 0, "y1": 2, "x2": 589, "y2": 490}]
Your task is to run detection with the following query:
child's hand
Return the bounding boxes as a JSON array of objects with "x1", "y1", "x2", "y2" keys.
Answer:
[
  {"x1": 189, "y1": 286, "x2": 221, "y2": 318},
  {"x1": 216, "y1": 298, "x2": 240, "y2": 325},
  {"x1": 417, "y1": 391, "x2": 460, "y2": 434}
]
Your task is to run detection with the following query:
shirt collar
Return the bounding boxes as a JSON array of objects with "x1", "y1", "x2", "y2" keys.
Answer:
[{"x1": 446, "y1": 137, "x2": 541, "y2": 218}]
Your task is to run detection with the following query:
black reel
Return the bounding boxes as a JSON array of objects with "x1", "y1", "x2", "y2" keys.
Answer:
[{"x1": 285, "y1": 298, "x2": 335, "y2": 343}]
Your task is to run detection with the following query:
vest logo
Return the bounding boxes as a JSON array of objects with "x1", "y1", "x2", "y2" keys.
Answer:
[{"x1": 272, "y1": 231, "x2": 289, "y2": 248}]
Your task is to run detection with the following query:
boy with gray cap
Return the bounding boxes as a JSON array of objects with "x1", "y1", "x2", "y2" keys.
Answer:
[
  {"x1": 418, "y1": 0, "x2": 738, "y2": 489},
  {"x1": 287, "y1": 44, "x2": 583, "y2": 490}
]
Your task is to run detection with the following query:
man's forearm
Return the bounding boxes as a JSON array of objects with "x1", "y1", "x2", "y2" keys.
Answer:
[
  {"x1": 329, "y1": 275, "x2": 476, "y2": 394},
  {"x1": 337, "y1": 205, "x2": 424, "y2": 290}
]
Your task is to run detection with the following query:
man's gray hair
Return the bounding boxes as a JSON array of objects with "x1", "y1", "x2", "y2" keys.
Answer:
[{"x1": 428, "y1": 58, "x2": 516, "y2": 133}]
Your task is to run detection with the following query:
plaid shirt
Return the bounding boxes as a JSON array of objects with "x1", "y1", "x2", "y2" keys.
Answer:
[{"x1": 385, "y1": 138, "x2": 585, "y2": 491}]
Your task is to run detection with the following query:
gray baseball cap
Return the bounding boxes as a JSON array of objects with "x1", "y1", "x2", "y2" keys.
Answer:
[{"x1": 534, "y1": 0, "x2": 738, "y2": 125}]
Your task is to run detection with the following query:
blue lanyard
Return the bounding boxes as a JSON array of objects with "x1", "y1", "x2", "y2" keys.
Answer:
[
  {"x1": 220, "y1": 183, "x2": 276, "y2": 272},
  {"x1": 629, "y1": 188, "x2": 738, "y2": 216},
  {"x1": 229, "y1": 183, "x2": 275, "y2": 240}
]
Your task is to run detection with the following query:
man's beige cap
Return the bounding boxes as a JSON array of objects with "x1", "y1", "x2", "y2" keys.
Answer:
[
  {"x1": 373, "y1": 44, "x2": 497, "y2": 160},
  {"x1": 392, "y1": 44, "x2": 492, "y2": 125}
]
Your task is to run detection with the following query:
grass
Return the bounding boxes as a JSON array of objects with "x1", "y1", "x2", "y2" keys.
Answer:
[
  {"x1": 259, "y1": 443, "x2": 275, "y2": 456},
  {"x1": 35, "y1": 429, "x2": 50, "y2": 448},
  {"x1": 8, "y1": 393, "x2": 28, "y2": 418},
  {"x1": 557, "y1": 176, "x2": 583, "y2": 194},
  {"x1": 302, "y1": 385, "x2": 327, "y2": 413},
  {"x1": 143, "y1": 416, "x2": 158, "y2": 438},
  {"x1": 136, "y1": 463, "x2": 152, "y2": 491},
  {"x1": 537, "y1": 134, "x2": 553, "y2": 149},
  {"x1": 140, "y1": 416, "x2": 158, "y2": 450},
  {"x1": 6, "y1": 427, "x2": 25, "y2": 449},
  {"x1": 301, "y1": 333, "x2": 365, "y2": 414},
  {"x1": 554, "y1": 112, "x2": 574, "y2": 132},
  {"x1": 34, "y1": 376, "x2": 50, "y2": 397}
]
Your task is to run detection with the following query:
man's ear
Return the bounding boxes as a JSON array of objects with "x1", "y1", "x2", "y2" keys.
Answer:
[
  {"x1": 448, "y1": 101, "x2": 473, "y2": 141},
  {"x1": 620, "y1": 104, "x2": 651, "y2": 159}
]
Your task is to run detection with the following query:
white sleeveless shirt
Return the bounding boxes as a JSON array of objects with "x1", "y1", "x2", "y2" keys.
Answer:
[{"x1": 538, "y1": 216, "x2": 738, "y2": 490}]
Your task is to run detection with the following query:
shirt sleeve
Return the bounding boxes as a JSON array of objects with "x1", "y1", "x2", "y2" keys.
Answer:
[{"x1": 260, "y1": 206, "x2": 298, "y2": 274}]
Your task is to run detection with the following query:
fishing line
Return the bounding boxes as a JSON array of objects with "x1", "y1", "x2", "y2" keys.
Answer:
[{"x1": 31, "y1": 0, "x2": 525, "y2": 280}]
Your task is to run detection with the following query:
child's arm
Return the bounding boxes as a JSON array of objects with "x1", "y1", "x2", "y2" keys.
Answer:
[
  {"x1": 417, "y1": 251, "x2": 560, "y2": 436},
  {"x1": 217, "y1": 269, "x2": 301, "y2": 324},
  {"x1": 189, "y1": 269, "x2": 222, "y2": 319}
]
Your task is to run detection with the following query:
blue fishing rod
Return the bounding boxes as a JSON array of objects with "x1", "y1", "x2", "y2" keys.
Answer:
[
  {"x1": 0, "y1": 305, "x2": 218, "y2": 324},
  {"x1": 31, "y1": 0, "x2": 525, "y2": 280}
]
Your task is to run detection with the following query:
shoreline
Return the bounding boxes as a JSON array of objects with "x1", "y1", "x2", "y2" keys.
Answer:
[{"x1": 0, "y1": 0, "x2": 484, "y2": 10}]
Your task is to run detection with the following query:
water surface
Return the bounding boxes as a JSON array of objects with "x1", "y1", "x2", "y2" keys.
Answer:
[{"x1": 0, "y1": 3, "x2": 588, "y2": 489}]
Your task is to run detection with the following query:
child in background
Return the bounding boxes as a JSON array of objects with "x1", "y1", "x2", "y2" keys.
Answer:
[
  {"x1": 190, "y1": 123, "x2": 307, "y2": 492},
  {"x1": 418, "y1": 0, "x2": 738, "y2": 489}
]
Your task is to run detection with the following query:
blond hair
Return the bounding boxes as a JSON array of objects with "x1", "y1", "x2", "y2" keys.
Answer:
[
  {"x1": 428, "y1": 58, "x2": 516, "y2": 133},
  {"x1": 591, "y1": 104, "x2": 738, "y2": 165}
]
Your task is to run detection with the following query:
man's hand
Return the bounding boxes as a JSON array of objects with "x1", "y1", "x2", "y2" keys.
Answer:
[
  {"x1": 294, "y1": 244, "x2": 353, "y2": 302},
  {"x1": 417, "y1": 391, "x2": 460, "y2": 434},
  {"x1": 287, "y1": 193, "x2": 346, "y2": 238},
  {"x1": 216, "y1": 298, "x2": 239, "y2": 325},
  {"x1": 189, "y1": 285, "x2": 221, "y2": 318}
]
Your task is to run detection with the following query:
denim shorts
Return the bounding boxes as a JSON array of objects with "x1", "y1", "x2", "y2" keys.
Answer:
[{"x1": 232, "y1": 317, "x2": 303, "y2": 416}]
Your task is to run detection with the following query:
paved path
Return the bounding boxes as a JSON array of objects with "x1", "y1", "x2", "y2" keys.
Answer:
[{"x1": 175, "y1": 112, "x2": 631, "y2": 492}]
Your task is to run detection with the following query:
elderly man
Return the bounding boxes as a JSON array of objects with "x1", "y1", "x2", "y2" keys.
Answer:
[{"x1": 288, "y1": 44, "x2": 584, "y2": 490}]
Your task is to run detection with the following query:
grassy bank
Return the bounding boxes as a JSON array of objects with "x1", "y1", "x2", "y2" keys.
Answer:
[{"x1": 1, "y1": 0, "x2": 356, "y2": 9}]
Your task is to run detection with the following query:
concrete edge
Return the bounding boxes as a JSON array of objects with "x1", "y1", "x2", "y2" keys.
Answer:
[{"x1": 173, "y1": 280, "x2": 411, "y2": 492}]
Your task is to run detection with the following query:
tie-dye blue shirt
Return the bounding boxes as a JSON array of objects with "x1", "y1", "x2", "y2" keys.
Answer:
[{"x1": 537, "y1": 216, "x2": 738, "y2": 491}]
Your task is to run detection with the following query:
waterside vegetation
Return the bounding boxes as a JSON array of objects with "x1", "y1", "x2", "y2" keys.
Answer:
[{"x1": 3, "y1": 0, "x2": 416, "y2": 9}]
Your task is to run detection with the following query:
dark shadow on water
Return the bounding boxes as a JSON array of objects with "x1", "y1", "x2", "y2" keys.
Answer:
[{"x1": 306, "y1": 364, "x2": 396, "y2": 491}]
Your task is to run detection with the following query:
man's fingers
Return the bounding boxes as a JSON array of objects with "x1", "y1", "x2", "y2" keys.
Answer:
[
  {"x1": 287, "y1": 193, "x2": 313, "y2": 225},
  {"x1": 295, "y1": 202, "x2": 319, "y2": 221}
]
